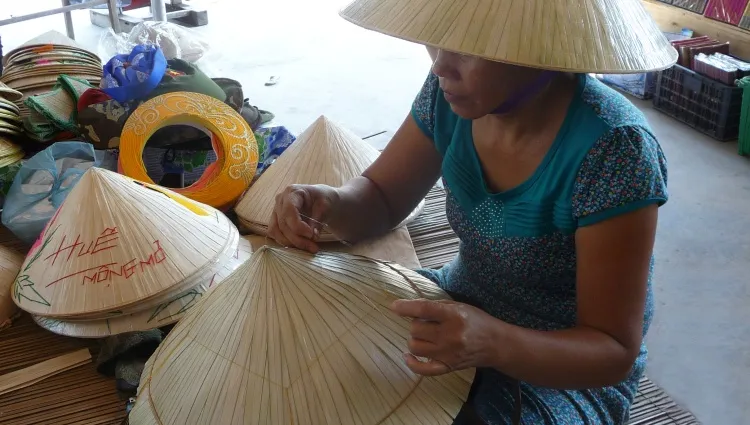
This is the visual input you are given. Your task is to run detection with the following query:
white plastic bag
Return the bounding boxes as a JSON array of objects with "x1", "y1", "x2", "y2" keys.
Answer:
[{"x1": 98, "y1": 21, "x2": 210, "y2": 64}]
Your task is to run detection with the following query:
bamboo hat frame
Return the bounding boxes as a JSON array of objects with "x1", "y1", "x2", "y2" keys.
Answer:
[
  {"x1": 11, "y1": 168, "x2": 240, "y2": 320},
  {"x1": 339, "y1": 0, "x2": 678, "y2": 73},
  {"x1": 130, "y1": 247, "x2": 474, "y2": 424},
  {"x1": 235, "y1": 115, "x2": 423, "y2": 240}
]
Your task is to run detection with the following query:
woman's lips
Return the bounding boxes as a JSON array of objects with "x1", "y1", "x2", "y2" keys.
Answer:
[{"x1": 442, "y1": 90, "x2": 462, "y2": 103}]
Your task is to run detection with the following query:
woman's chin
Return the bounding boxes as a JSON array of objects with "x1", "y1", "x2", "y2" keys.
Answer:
[{"x1": 448, "y1": 103, "x2": 483, "y2": 120}]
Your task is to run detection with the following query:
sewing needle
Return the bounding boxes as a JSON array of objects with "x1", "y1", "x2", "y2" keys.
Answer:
[{"x1": 299, "y1": 213, "x2": 353, "y2": 247}]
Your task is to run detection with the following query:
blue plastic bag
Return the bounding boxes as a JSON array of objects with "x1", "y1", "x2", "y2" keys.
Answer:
[{"x1": 1, "y1": 142, "x2": 101, "y2": 244}]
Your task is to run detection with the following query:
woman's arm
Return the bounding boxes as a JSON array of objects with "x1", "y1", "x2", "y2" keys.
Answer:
[
  {"x1": 326, "y1": 114, "x2": 443, "y2": 242},
  {"x1": 493, "y1": 205, "x2": 657, "y2": 388},
  {"x1": 393, "y1": 205, "x2": 658, "y2": 389}
]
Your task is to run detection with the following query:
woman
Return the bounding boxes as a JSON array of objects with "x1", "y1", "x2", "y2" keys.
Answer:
[{"x1": 269, "y1": 0, "x2": 677, "y2": 423}]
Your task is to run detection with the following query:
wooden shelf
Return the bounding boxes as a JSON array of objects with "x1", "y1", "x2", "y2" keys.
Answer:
[{"x1": 643, "y1": 0, "x2": 750, "y2": 59}]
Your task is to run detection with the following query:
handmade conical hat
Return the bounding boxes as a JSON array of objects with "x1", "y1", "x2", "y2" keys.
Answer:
[
  {"x1": 129, "y1": 247, "x2": 474, "y2": 425},
  {"x1": 11, "y1": 167, "x2": 238, "y2": 319},
  {"x1": 0, "y1": 108, "x2": 21, "y2": 121},
  {"x1": 0, "y1": 98, "x2": 20, "y2": 114},
  {"x1": 0, "y1": 137, "x2": 22, "y2": 157},
  {"x1": 339, "y1": 0, "x2": 678, "y2": 73},
  {"x1": 3, "y1": 31, "x2": 90, "y2": 64},
  {"x1": 0, "y1": 82, "x2": 22, "y2": 102},
  {"x1": 0, "y1": 151, "x2": 24, "y2": 169},
  {"x1": 0, "y1": 246, "x2": 24, "y2": 331},
  {"x1": 32, "y1": 236, "x2": 254, "y2": 338},
  {"x1": 235, "y1": 115, "x2": 380, "y2": 237}
]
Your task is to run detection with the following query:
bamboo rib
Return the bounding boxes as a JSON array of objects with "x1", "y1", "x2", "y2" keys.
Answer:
[
  {"x1": 339, "y1": 0, "x2": 678, "y2": 74},
  {"x1": 11, "y1": 167, "x2": 238, "y2": 320},
  {"x1": 129, "y1": 248, "x2": 473, "y2": 425},
  {"x1": 0, "y1": 348, "x2": 91, "y2": 396}
]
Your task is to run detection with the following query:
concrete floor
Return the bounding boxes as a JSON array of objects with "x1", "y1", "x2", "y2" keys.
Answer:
[{"x1": 2, "y1": 1, "x2": 749, "y2": 423}]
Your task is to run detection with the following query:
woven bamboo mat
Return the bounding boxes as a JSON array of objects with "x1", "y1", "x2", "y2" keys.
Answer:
[{"x1": 406, "y1": 187, "x2": 701, "y2": 425}]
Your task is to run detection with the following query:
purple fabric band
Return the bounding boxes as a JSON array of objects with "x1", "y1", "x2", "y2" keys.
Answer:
[{"x1": 492, "y1": 71, "x2": 557, "y2": 115}]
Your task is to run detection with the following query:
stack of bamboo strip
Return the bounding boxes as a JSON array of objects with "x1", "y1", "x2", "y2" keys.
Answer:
[
  {"x1": 406, "y1": 186, "x2": 461, "y2": 269},
  {"x1": 10, "y1": 167, "x2": 245, "y2": 338},
  {"x1": 0, "y1": 348, "x2": 91, "y2": 396},
  {"x1": 129, "y1": 247, "x2": 474, "y2": 424}
]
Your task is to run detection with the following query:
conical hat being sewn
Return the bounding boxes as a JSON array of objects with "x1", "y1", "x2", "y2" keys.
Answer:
[
  {"x1": 130, "y1": 247, "x2": 474, "y2": 425},
  {"x1": 235, "y1": 115, "x2": 380, "y2": 237},
  {"x1": 339, "y1": 0, "x2": 678, "y2": 74},
  {"x1": 0, "y1": 246, "x2": 24, "y2": 331},
  {"x1": 11, "y1": 167, "x2": 238, "y2": 320},
  {"x1": 32, "y1": 236, "x2": 254, "y2": 338}
]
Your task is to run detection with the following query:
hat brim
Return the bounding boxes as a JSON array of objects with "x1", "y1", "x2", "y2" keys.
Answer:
[{"x1": 339, "y1": 0, "x2": 678, "y2": 74}]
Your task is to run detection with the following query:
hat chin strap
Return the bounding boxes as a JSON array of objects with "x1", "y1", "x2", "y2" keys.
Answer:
[{"x1": 491, "y1": 71, "x2": 557, "y2": 115}]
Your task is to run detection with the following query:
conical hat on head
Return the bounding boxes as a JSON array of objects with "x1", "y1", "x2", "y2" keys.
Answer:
[
  {"x1": 11, "y1": 167, "x2": 238, "y2": 320},
  {"x1": 339, "y1": 0, "x2": 678, "y2": 74},
  {"x1": 235, "y1": 115, "x2": 380, "y2": 237},
  {"x1": 0, "y1": 246, "x2": 24, "y2": 331},
  {"x1": 129, "y1": 247, "x2": 474, "y2": 425}
]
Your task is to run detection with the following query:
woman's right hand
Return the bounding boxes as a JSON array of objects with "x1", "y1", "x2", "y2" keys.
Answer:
[{"x1": 268, "y1": 184, "x2": 341, "y2": 253}]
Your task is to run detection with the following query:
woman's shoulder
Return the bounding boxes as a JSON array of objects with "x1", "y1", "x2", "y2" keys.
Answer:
[
  {"x1": 412, "y1": 71, "x2": 440, "y2": 137},
  {"x1": 411, "y1": 71, "x2": 459, "y2": 155},
  {"x1": 577, "y1": 74, "x2": 651, "y2": 131}
]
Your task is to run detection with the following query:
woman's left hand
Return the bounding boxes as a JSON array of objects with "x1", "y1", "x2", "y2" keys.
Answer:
[{"x1": 390, "y1": 298, "x2": 504, "y2": 376}]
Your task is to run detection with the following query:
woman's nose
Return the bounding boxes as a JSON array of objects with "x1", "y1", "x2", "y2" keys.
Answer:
[{"x1": 431, "y1": 49, "x2": 458, "y2": 79}]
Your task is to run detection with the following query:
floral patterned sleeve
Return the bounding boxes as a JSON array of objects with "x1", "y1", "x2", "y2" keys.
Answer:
[
  {"x1": 410, "y1": 71, "x2": 439, "y2": 140},
  {"x1": 572, "y1": 125, "x2": 668, "y2": 227}
]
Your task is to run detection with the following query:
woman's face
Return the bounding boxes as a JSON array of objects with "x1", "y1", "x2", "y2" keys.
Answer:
[{"x1": 426, "y1": 46, "x2": 543, "y2": 119}]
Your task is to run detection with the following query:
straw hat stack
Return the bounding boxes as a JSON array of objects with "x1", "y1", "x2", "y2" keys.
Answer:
[
  {"x1": 0, "y1": 84, "x2": 24, "y2": 171},
  {"x1": 0, "y1": 83, "x2": 24, "y2": 137},
  {"x1": 0, "y1": 31, "x2": 102, "y2": 119},
  {"x1": 11, "y1": 167, "x2": 247, "y2": 338},
  {"x1": 235, "y1": 115, "x2": 423, "y2": 240},
  {"x1": 129, "y1": 247, "x2": 474, "y2": 424}
]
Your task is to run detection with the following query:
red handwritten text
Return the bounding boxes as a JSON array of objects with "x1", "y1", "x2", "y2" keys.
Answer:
[
  {"x1": 45, "y1": 240, "x2": 166, "y2": 287},
  {"x1": 45, "y1": 227, "x2": 120, "y2": 265}
]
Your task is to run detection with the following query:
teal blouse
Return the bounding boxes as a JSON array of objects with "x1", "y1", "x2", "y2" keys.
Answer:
[{"x1": 412, "y1": 72, "x2": 669, "y2": 425}]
